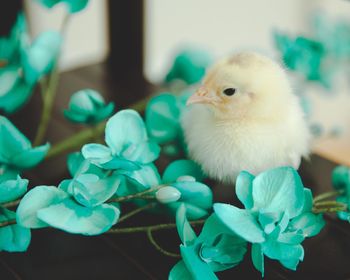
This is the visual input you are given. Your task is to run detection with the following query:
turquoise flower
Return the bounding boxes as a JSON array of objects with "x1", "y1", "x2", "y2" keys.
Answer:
[
  {"x1": 117, "y1": 159, "x2": 212, "y2": 220},
  {"x1": 16, "y1": 176, "x2": 121, "y2": 235},
  {"x1": 0, "y1": 16, "x2": 62, "y2": 113},
  {"x1": 82, "y1": 109, "x2": 160, "y2": 171},
  {"x1": 332, "y1": 165, "x2": 350, "y2": 221},
  {"x1": 22, "y1": 31, "x2": 62, "y2": 85},
  {"x1": 274, "y1": 32, "x2": 333, "y2": 88},
  {"x1": 0, "y1": 208, "x2": 31, "y2": 252},
  {"x1": 145, "y1": 90, "x2": 192, "y2": 155},
  {"x1": 165, "y1": 49, "x2": 212, "y2": 85},
  {"x1": 0, "y1": 171, "x2": 30, "y2": 252},
  {"x1": 0, "y1": 173, "x2": 28, "y2": 204},
  {"x1": 37, "y1": 0, "x2": 89, "y2": 13},
  {"x1": 64, "y1": 89, "x2": 114, "y2": 124},
  {"x1": 169, "y1": 205, "x2": 247, "y2": 280},
  {"x1": 0, "y1": 15, "x2": 33, "y2": 114},
  {"x1": 0, "y1": 116, "x2": 50, "y2": 170},
  {"x1": 213, "y1": 167, "x2": 325, "y2": 276}
]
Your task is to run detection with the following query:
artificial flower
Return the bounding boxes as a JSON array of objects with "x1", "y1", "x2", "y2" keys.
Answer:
[
  {"x1": 0, "y1": 173, "x2": 28, "y2": 204},
  {"x1": 213, "y1": 167, "x2": 325, "y2": 276},
  {"x1": 82, "y1": 109, "x2": 160, "y2": 171},
  {"x1": 16, "y1": 183, "x2": 120, "y2": 235},
  {"x1": 0, "y1": 208, "x2": 31, "y2": 252},
  {"x1": 165, "y1": 49, "x2": 212, "y2": 85},
  {"x1": 117, "y1": 159, "x2": 212, "y2": 220},
  {"x1": 332, "y1": 165, "x2": 350, "y2": 221},
  {"x1": 169, "y1": 205, "x2": 247, "y2": 280},
  {"x1": 37, "y1": 0, "x2": 89, "y2": 13},
  {"x1": 0, "y1": 116, "x2": 50, "y2": 170},
  {"x1": 274, "y1": 32, "x2": 333, "y2": 88},
  {"x1": 22, "y1": 31, "x2": 62, "y2": 85},
  {"x1": 64, "y1": 89, "x2": 114, "y2": 124}
]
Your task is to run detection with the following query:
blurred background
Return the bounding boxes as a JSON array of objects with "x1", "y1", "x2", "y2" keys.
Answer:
[{"x1": 5, "y1": 0, "x2": 350, "y2": 165}]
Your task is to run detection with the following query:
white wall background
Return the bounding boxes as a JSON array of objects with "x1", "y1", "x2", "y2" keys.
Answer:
[{"x1": 24, "y1": 0, "x2": 350, "y2": 163}]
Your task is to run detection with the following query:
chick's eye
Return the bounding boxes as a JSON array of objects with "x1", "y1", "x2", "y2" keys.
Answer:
[{"x1": 223, "y1": 88, "x2": 236, "y2": 96}]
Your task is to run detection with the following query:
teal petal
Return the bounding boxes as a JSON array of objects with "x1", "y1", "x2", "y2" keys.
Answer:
[
  {"x1": 16, "y1": 186, "x2": 68, "y2": 228},
  {"x1": 0, "y1": 208, "x2": 31, "y2": 252},
  {"x1": 169, "y1": 261, "x2": 193, "y2": 280},
  {"x1": 163, "y1": 159, "x2": 205, "y2": 183},
  {"x1": 332, "y1": 165, "x2": 350, "y2": 191},
  {"x1": 0, "y1": 175, "x2": 28, "y2": 203},
  {"x1": 0, "y1": 116, "x2": 31, "y2": 161},
  {"x1": 199, "y1": 233, "x2": 247, "y2": 272},
  {"x1": 235, "y1": 171, "x2": 255, "y2": 209},
  {"x1": 336, "y1": 196, "x2": 350, "y2": 221},
  {"x1": 81, "y1": 143, "x2": 112, "y2": 165},
  {"x1": 120, "y1": 142, "x2": 160, "y2": 163},
  {"x1": 0, "y1": 80, "x2": 33, "y2": 113},
  {"x1": 105, "y1": 110, "x2": 148, "y2": 155},
  {"x1": 252, "y1": 167, "x2": 305, "y2": 218},
  {"x1": 251, "y1": 243, "x2": 264, "y2": 277},
  {"x1": 100, "y1": 157, "x2": 140, "y2": 171},
  {"x1": 180, "y1": 245, "x2": 218, "y2": 280},
  {"x1": 117, "y1": 163, "x2": 161, "y2": 191},
  {"x1": 262, "y1": 239, "x2": 304, "y2": 269},
  {"x1": 23, "y1": 31, "x2": 62, "y2": 84},
  {"x1": 145, "y1": 94, "x2": 180, "y2": 144},
  {"x1": 73, "y1": 174, "x2": 122, "y2": 207},
  {"x1": 67, "y1": 152, "x2": 105, "y2": 177},
  {"x1": 37, "y1": 198, "x2": 120, "y2": 235},
  {"x1": 10, "y1": 142, "x2": 50, "y2": 169},
  {"x1": 63, "y1": 0, "x2": 89, "y2": 13},
  {"x1": 213, "y1": 203, "x2": 265, "y2": 243},
  {"x1": 301, "y1": 188, "x2": 313, "y2": 212},
  {"x1": 63, "y1": 110, "x2": 88, "y2": 123},
  {"x1": 0, "y1": 68, "x2": 18, "y2": 97},
  {"x1": 176, "y1": 204, "x2": 197, "y2": 246},
  {"x1": 277, "y1": 231, "x2": 305, "y2": 245},
  {"x1": 289, "y1": 212, "x2": 325, "y2": 238},
  {"x1": 168, "y1": 181, "x2": 213, "y2": 220}
]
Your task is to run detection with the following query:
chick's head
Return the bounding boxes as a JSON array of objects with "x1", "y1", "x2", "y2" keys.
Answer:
[{"x1": 187, "y1": 52, "x2": 294, "y2": 121}]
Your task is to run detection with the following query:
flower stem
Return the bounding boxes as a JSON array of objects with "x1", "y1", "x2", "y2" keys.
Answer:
[
  {"x1": 1, "y1": 199, "x2": 21, "y2": 209},
  {"x1": 107, "y1": 219, "x2": 205, "y2": 234},
  {"x1": 147, "y1": 228, "x2": 180, "y2": 258},
  {"x1": 0, "y1": 219, "x2": 16, "y2": 228},
  {"x1": 313, "y1": 190, "x2": 345, "y2": 203},
  {"x1": 108, "y1": 185, "x2": 163, "y2": 203},
  {"x1": 312, "y1": 200, "x2": 347, "y2": 214},
  {"x1": 45, "y1": 95, "x2": 150, "y2": 159},
  {"x1": 118, "y1": 203, "x2": 156, "y2": 223},
  {"x1": 33, "y1": 13, "x2": 71, "y2": 146}
]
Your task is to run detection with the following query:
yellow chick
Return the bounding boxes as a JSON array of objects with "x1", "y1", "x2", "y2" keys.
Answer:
[{"x1": 181, "y1": 52, "x2": 310, "y2": 183}]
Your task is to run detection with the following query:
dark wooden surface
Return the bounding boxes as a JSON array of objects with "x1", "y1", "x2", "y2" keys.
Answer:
[{"x1": 1, "y1": 63, "x2": 350, "y2": 280}]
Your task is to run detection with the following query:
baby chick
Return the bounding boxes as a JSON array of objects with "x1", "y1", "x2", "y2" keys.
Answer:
[{"x1": 181, "y1": 52, "x2": 310, "y2": 183}]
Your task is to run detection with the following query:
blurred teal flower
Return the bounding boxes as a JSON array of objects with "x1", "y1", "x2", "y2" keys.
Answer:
[
  {"x1": 145, "y1": 90, "x2": 192, "y2": 155},
  {"x1": 82, "y1": 109, "x2": 160, "y2": 171},
  {"x1": 117, "y1": 159, "x2": 212, "y2": 220},
  {"x1": 64, "y1": 89, "x2": 114, "y2": 124},
  {"x1": 0, "y1": 116, "x2": 50, "y2": 170},
  {"x1": 0, "y1": 208, "x2": 31, "y2": 252},
  {"x1": 332, "y1": 165, "x2": 350, "y2": 221},
  {"x1": 37, "y1": 0, "x2": 89, "y2": 13},
  {"x1": 169, "y1": 205, "x2": 247, "y2": 280},
  {"x1": 22, "y1": 31, "x2": 62, "y2": 85},
  {"x1": 165, "y1": 49, "x2": 212, "y2": 85},
  {"x1": 274, "y1": 32, "x2": 333, "y2": 88},
  {"x1": 0, "y1": 173, "x2": 28, "y2": 204},
  {"x1": 0, "y1": 15, "x2": 34, "y2": 113},
  {"x1": 16, "y1": 182, "x2": 120, "y2": 235},
  {"x1": 213, "y1": 167, "x2": 325, "y2": 276}
]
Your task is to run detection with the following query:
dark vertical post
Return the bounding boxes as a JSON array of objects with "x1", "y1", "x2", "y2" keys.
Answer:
[
  {"x1": 107, "y1": 0, "x2": 147, "y2": 99},
  {"x1": 0, "y1": 0, "x2": 22, "y2": 36}
]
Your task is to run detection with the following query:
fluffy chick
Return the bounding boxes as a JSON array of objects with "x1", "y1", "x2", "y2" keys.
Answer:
[{"x1": 181, "y1": 52, "x2": 310, "y2": 184}]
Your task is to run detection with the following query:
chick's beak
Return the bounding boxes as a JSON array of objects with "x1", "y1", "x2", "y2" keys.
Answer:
[{"x1": 186, "y1": 86, "x2": 219, "y2": 106}]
